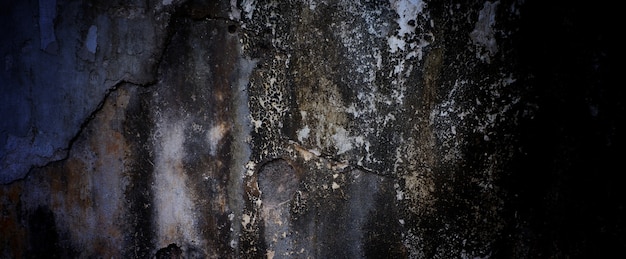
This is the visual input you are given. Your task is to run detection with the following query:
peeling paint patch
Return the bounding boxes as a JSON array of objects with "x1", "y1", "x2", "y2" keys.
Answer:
[{"x1": 390, "y1": 0, "x2": 424, "y2": 37}]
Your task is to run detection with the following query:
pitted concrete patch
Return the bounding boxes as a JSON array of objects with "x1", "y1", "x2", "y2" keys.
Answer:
[{"x1": 258, "y1": 159, "x2": 300, "y2": 207}]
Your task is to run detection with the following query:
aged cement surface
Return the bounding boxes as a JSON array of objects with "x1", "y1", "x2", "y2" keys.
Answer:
[{"x1": 1, "y1": 0, "x2": 623, "y2": 258}]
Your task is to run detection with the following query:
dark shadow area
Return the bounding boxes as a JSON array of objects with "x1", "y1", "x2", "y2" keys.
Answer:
[{"x1": 500, "y1": 0, "x2": 625, "y2": 257}]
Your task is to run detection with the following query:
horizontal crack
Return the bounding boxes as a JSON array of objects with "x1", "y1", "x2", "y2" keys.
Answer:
[{"x1": 287, "y1": 140, "x2": 384, "y2": 177}]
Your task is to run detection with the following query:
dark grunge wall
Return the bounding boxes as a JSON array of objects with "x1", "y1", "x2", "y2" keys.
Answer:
[{"x1": 1, "y1": 0, "x2": 623, "y2": 258}]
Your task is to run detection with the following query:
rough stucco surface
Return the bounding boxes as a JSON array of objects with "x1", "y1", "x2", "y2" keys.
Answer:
[{"x1": 1, "y1": 0, "x2": 624, "y2": 258}]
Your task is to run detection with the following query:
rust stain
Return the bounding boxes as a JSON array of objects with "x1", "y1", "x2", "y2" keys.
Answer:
[
  {"x1": 105, "y1": 131, "x2": 123, "y2": 154},
  {"x1": 63, "y1": 157, "x2": 93, "y2": 210}
]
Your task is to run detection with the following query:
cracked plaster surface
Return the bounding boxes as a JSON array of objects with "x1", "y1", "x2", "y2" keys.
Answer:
[{"x1": 1, "y1": 0, "x2": 176, "y2": 184}]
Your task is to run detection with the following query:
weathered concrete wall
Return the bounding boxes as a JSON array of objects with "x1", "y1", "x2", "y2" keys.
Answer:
[{"x1": 1, "y1": 0, "x2": 623, "y2": 258}]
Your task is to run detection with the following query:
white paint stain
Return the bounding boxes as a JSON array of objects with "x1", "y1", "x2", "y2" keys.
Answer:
[
  {"x1": 332, "y1": 126, "x2": 353, "y2": 155},
  {"x1": 208, "y1": 123, "x2": 228, "y2": 156},
  {"x1": 242, "y1": 0, "x2": 257, "y2": 20},
  {"x1": 387, "y1": 0, "x2": 427, "y2": 56},
  {"x1": 242, "y1": 213, "x2": 251, "y2": 227},
  {"x1": 153, "y1": 120, "x2": 202, "y2": 249},
  {"x1": 297, "y1": 125, "x2": 310, "y2": 142},
  {"x1": 231, "y1": 0, "x2": 257, "y2": 21},
  {"x1": 229, "y1": 0, "x2": 241, "y2": 21},
  {"x1": 387, "y1": 36, "x2": 406, "y2": 53},
  {"x1": 390, "y1": 0, "x2": 424, "y2": 37}
]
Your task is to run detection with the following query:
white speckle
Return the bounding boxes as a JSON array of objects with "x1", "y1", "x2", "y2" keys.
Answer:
[
  {"x1": 250, "y1": 116, "x2": 262, "y2": 132},
  {"x1": 246, "y1": 161, "x2": 256, "y2": 176},
  {"x1": 85, "y1": 25, "x2": 98, "y2": 54},
  {"x1": 297, "y1": 125, "x2": 310, "y2": 142},
  {"x1": 332, "y1": 126, "x2": 354, "y2": 155},
  {"x1": 245, "y1": 161, "x2": 256, "y2": 170},
  {"x1": 191, "y1": 122, "x2": 203, "y2": 132},
  {"x1": 242, "y1": 214, "x2": 251, "y2": 227},
  {"x1": 399, "y1": 219, "x2": 405, "y2": 224},
  {"x1": 242, "y1": 0, "x2": 257, "y2": 20},
  {"x1": 389, "y1": 0, "x2": 424, "y2": 37},
  {"x1": 332, "y1": 182, "x2": 340, "y2": 190},
  {"x1": 374, "y1": 50, "x2": 382, "y2": 69},
  {"x1": 396, "y1": 189, "x2": 404, "y2": 200},
  {"x1": 387, "y1": 36, "x2": 406, "y2": 53}
]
